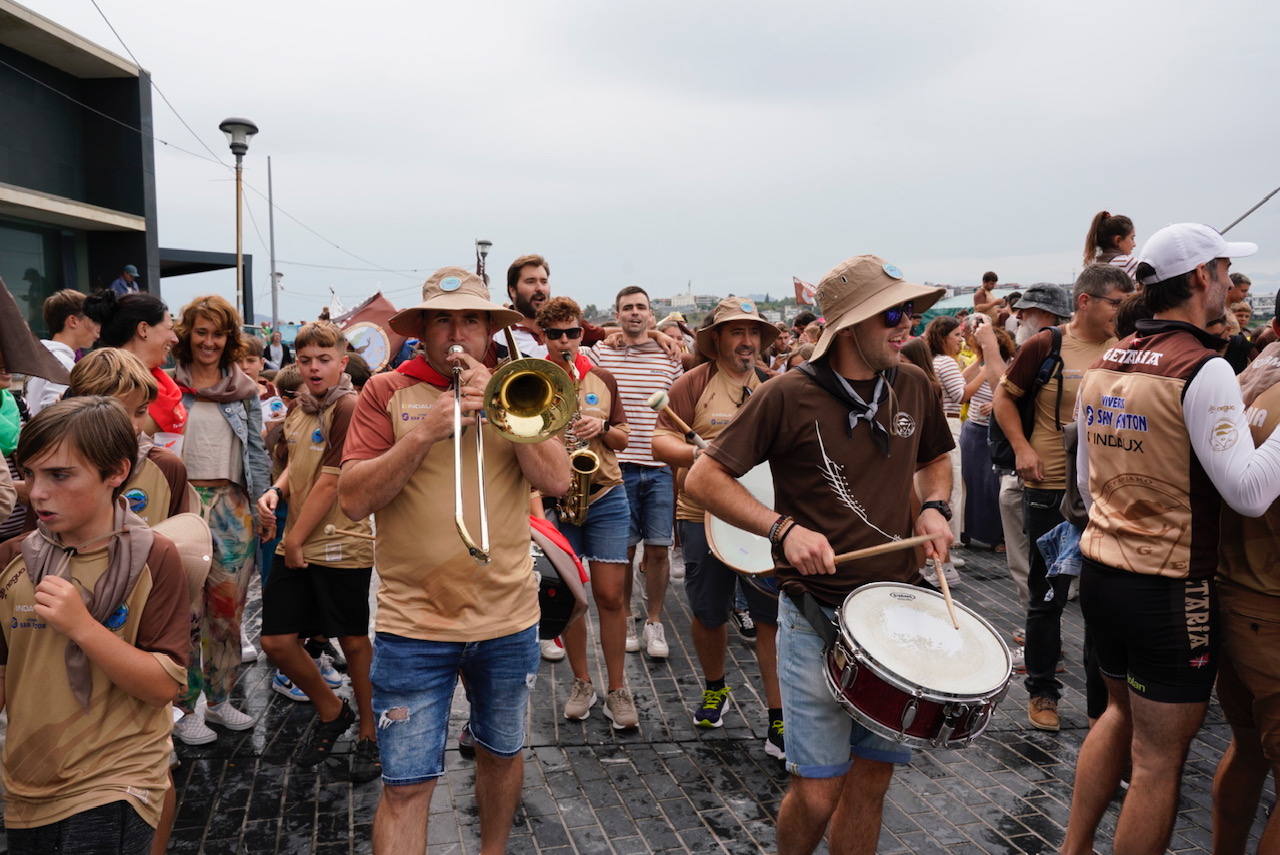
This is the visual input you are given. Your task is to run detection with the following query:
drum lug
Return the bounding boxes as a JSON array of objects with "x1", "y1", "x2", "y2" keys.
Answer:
[
  {"x1": 932, "y1": 703, "x2": 966, "y2": 747},
  {"x1": 841, "y1": 658, "x2": 859, "y2": 691},
  {"x1": 899, "y1": 696, "x2": 920, "y2": 734}
]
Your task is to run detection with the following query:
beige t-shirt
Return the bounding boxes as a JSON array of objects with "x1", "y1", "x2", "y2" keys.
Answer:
[
  {"x1": 0, "y1": 535, "x2": 189, "y2": 829},
  {"x1": 277, "y1": 396, "x2": 373, "y2": 568},
  {"x1": 182, "y1": 402, "x2": 243, "y2": 484},
  {"x1": 124, "y1": 448, "x2": 189, "y2": 527},
  {"x1": 343, "y1": 371, "x2": 540, "y2": 642},
  {"x1": 567, "y1": 367, "x2": 629, "y2": 505}
]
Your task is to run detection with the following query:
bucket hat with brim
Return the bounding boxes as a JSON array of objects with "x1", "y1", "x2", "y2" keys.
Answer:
[
  {"x1": 695, "y1": 297, "x2": 780, "y2": 360},
  {"x1": 810, "y1": 255, "x2": 945, "y2": 361},
  {"x1": 388, "y1": 266, "x2": 523, "y2": 336}
]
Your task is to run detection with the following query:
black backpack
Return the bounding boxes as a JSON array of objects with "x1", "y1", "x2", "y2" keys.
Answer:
[{"x1": 987, "y1": 327, "x2": 1063, "y2": 471}]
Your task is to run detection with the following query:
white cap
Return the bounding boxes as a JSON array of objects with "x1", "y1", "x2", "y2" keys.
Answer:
[{"x1": 1136, "y1": 223, "x2": 1257, "y2": 287}]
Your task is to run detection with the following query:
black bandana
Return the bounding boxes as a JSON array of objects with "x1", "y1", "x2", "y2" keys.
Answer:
[{"x1": 798, "y1": 359, "x2": 896, "y2": 457}]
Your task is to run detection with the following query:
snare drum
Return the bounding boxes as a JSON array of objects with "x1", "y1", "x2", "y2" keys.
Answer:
[
  {"x1": 706, "y1": 463, "x2": 778, "y2": 599},
  {"x1": 824, "y1": 582, "x2": 1011, "y2": 749}
]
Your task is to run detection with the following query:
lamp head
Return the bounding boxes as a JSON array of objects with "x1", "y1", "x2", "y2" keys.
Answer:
[
  {"x1": 219, "y1": 117, "x2": 259, "y2": 157},
  {"x1": 476, "y1": 239, "x2": 492, "y2": 260}
]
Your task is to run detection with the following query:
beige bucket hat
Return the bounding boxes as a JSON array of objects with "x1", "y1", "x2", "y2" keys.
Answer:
[
  {"x1": 694, "y1": 296, "x2": 780, "y2": 361},
  {"x1": 810, "y1": 255, "x2": 944, "y2": 361},
  {"x1": 388, "y1": 266, "x2": 523, "y2": 337}
]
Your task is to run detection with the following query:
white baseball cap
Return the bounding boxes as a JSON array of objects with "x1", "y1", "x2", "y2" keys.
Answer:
[{"x1": 1136, "y1": 223, "x2": 1257, "y2": 287}]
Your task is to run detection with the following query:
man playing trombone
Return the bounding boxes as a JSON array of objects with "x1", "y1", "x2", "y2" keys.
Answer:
[{"x1": 339, "y1": 267, "x2": 570, "y2": 855}]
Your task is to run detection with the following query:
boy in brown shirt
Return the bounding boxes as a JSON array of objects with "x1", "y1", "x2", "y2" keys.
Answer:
[{"x1": 0, "y1": 397, "x2": 188, "y2": 855}]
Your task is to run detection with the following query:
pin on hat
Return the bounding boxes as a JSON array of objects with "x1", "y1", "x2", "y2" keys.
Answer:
[
  {"x1": 389, "y1": 266, "x2": 523, "y2": 336},
  {"x1": 809, "y1": 256, "x2": 944, "y2": 361},
  {"x1": 694, "y1": 297, "x2": 779, "y2": 360}
]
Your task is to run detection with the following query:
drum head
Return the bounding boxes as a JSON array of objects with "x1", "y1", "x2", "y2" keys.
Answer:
[
  {"x1": 706, "y1": 463, "x2": 774, "y2": 575},
  {"x1": 840, "y1": 582, "x2": 1009, "y2": 697}
]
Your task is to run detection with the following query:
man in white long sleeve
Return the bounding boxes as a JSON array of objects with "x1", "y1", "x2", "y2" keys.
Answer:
[
  {"x1": 1062, "y1": 223, "x2": 1280, "y2": 855},
  {"x1": 25, "y1": 290, "x2": 99, "y2": 414}
]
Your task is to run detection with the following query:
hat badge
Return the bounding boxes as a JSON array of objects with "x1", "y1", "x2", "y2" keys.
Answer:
[
  {"x1": 739, "y1": 300, "x2": 754, "y2": 313},
  {"x1": 440, "y1": 276, "x2": 463, "y2": 292},
  {"x1": 882, "y1": 264, "x2": 904, "y2": 280}
]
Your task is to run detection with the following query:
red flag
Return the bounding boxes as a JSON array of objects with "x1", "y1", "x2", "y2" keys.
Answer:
[
  {"x1": 332, "y1": 292, "x2": 406, "y2": 371},
  {"x1": 793, "y1": 276, "x2": 817, "y2": 305}
]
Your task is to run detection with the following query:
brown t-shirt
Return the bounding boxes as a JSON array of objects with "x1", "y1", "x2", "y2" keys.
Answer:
[
  {"x1": 568, "y1": 368, "x2": 629, "y2": 504},
  {"x1": 278, "y1": 395, "x2": 374, "y2": 568},
  {"x1": 654, "y1": 362, "x2": 761, "y2": 522},
  {"x1": 342, "y1": 372, "x2": 539, "y2": 642},
  {"x1": 0, "y1": 534, "x2": 189, "y2": 829},
  {"x1": 124, "y1": 447, "x2": 189, "y2": 527},
  {"x1": 1222, "y1": 343, "x2": 1280, "y2": 595},
  {"x1": 1001, "y1": 326, "x2": 1115, "y2": 490},
  {"x1": 706, "y1": 365, "x2": 953, "y2": 607}
]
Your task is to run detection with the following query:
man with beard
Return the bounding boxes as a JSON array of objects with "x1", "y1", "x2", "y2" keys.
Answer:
[
  {"x1": 651, "y1": 298, "x2": 784, "y2": 755},
  {"x1": 686, "y1": 256, "x2": 954, "y2": 855},
  {"x1": 1062, "y1": 224, "x2": 1280, "y2": 855}
]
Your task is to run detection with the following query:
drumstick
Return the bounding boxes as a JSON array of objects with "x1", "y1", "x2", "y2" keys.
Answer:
[
  {"x1": 646, "y1": 390, "x2": 709, "y2": 449},
  {"x1": 323, "y1": 523, "x2": 377, "y2": 542},
  {"x1": 831, "y1": 534, "x2": 960, "y2": 629}
]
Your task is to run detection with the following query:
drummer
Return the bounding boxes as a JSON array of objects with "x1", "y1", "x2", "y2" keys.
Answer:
[
  {"x1": 652, "y1": 297, "x2": 784, "y2": 757},
  {"x1": 687, "y1": 256, "x2": 954, "y2": 855}
]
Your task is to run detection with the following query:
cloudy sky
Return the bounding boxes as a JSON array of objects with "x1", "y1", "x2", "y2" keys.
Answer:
[{"x1": 26, "y1": 0, "x2": 1280, "y2": 321}]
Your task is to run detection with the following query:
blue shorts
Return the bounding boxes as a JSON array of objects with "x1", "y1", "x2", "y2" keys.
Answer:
[
  {"x1": 621, "y1": 463, "x2": 674, "y2": 547},
  {"x1": 556, "y1": 484, "x2": 631, "y2": 564},
  {"x1": 679, "y1": 519, "x2": 778, "y2": 629},
  {"x1": 371, "y1": 626, "x2": 539, "y2": 785},
  {"x1": 777, "y1": 595, "x2": 912, "y2": 777}
]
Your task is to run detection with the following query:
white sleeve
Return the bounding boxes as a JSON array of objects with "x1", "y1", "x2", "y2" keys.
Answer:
[
  {"x1": 24, "y1": 377, "x2": 66, "y2": 416},
  {"x1": 1182, "y1": 357, "x2": 1280, "y2": 517}
]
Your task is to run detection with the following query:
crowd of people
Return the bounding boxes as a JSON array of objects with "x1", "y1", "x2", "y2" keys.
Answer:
[{"x1": 0, "y1": 210, "x2": 1277, "y2": 855}]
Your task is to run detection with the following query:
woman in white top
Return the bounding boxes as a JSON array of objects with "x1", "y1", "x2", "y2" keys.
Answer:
[
  {"x1": 1084, "y1": 210, "x2": 1138, "y2": 282},
  {"x1": 958, "y1": 318, "x2": 1016, "y2": 549},
  {"x1": 170, "y1": 295, "x2": 270, "y2": 745}
]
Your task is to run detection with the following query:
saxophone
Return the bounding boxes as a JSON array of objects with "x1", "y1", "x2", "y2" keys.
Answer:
[{"x1": 558, "y1": 350, "x2": 600, "y2": 526}]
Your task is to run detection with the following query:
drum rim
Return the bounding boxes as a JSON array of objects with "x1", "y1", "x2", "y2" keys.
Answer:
[
  {"x1": 835, "y1": 581, "x2": 1014, "y2": 698},
  {"x1": 704, "y1": 514, "x2": 776, "y2": 577}
]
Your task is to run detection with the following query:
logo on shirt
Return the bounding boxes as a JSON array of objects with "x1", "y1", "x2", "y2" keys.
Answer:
[
  {"x1": 312, "y1": 427, "x2": 325, "y2": 444},
  {"x1": 124, "y1": 488, "x2": 149, "y2": 513},
  {"x1": 892, "y1": 413, "x2": 916, "y2": 438},
  {"x1": 1210, "y1": 419, "x2": 1238, "y2": 453},
  {"x1": 584, "y1": 393, "x2": 599, "y2": 406},
  {"x1": 105, "y1": 602, "x2": 129, "y2": 631}
]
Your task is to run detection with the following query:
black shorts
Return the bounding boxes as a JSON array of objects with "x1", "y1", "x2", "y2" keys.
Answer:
[
  {"x1": 1079, "y1": 558, "x2": 1217, "y2": 704},
  {"x1": 261, "y1": 555, "x2": 372, "y2": 638},
  {"x1": 678, "y1": 520, "x2": 778, "y2": 629}
]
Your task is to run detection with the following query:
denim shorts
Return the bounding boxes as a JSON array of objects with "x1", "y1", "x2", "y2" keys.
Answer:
[
  {"x1": 371, "y1": 625, "x2": 540, "y2": 785},
  {"x1": 777, "y1": 595, "x2": 912, "y2": 777},
  {"x1": 679, "y1": 520, "x2": 778, "y2": 629},
  {"x1": 556, "y1": 484, "x2": 631, "y2": 563},
  {"x1": 621, "y1": 463, "x2": 674, "y2": 547}
]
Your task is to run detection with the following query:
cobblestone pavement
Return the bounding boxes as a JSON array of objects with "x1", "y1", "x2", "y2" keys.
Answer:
[{"x1": 2, "y1": 546, "x2": 1273, "y2": 853}]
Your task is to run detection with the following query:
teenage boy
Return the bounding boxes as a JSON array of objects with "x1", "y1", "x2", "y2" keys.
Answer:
[
  {"x1": 27, "y1": 289, "x2": 101, "y2": 415},
  {"x1": 257, "y1": 322, "x2": 379, "y2": 782},
  {"x1": 0, "y1": 397, "x2": 189, "y2": 854}
]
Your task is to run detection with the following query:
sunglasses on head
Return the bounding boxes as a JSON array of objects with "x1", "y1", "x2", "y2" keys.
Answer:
[
  {"x1": 882, "y1": 302, "x2": 914, "y2": 327},
  {"x1": 544, "y1": 327, "x2": 583, "y2": 341}
]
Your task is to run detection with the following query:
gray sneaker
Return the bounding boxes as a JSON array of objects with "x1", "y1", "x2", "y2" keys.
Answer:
[
  {"x1": 563, "y1": 678, "x2": 598, "y2": 721},
  {"x1": 604, "y1": 687, "x2": 639, "y2": 730}
]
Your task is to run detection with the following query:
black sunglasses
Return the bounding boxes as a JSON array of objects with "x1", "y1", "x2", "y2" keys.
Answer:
[
  {"x1": 280, "y1": 390, "x2": 299, "y2": 399},
  {"x1": 545, "y1": 327, "x2": 583, "y2": 340},
  {"x1": 882, "y1": 302, "x2": 914, "y2": 327}
]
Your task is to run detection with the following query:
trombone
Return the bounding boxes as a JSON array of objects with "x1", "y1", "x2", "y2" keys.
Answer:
[{"x1": 452, "y1": 327, "x2": 577, "y2": 563}]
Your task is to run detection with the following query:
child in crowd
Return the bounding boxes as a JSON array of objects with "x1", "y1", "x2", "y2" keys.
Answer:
[
  {"x1": 0, "y1": 397, "x2": 188, "y2": 854},
  {"x1": 256, "y1": 322, "x2": 379, "y2": 781}
]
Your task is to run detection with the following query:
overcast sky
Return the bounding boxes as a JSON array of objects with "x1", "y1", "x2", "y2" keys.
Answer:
[{"x1": 26, "y1": 0, "x2": 1280, "y2": 321}]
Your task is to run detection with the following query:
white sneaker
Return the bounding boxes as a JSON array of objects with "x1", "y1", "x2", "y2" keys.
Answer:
[
  {"x1": 643, "y1": 621, "x2": 669, "y2": 659},
  {"x1": 204, "y1": 702, "x2": 256, "y2": 731},
  {"x1": 670, "y1": 563, "x2": 685, "y2": 581},
  {"x1": 173, "y1": 712, "x2": 217, "y2": 745},
  {"x1": 240, "y1": 626, "x2": 258, "y2": 663},
  {"x1": 941, "y1": 562, "x2": 961, "y2": 587},
  {"x1": 315, "y1": 653, "x2": 344, "y2": 689},
  {"x1": 540, "y1": 638, "x2": 566, "y2": 662},
  {"x1": 950, "y1": 554, "x2": 966, "y2": 568},
  {"x1": 563, "y1": 678, "x2": 598, "y2": 721},
  {"x1": 625, "y1": 619, "x2": 640, "y2": 653},
  {"x1": 272, "y1": 671, "x2": 311, "y2": 702}
]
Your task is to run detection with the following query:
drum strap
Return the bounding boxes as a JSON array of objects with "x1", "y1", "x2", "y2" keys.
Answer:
[{"x1": 786, "y1": 590, "x2": 838, "y2": 648}]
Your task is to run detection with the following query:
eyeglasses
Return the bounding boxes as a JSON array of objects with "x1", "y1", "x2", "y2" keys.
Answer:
[
  {"x1": 1089, "y1": 294, "x2": 1123, "y2": 307},
  {"x1": 882, "y1": 302, "x2": 914, "y2": 327},
  {"x1": 544, "y1": 327, "x2": 583, "y2": 341}
]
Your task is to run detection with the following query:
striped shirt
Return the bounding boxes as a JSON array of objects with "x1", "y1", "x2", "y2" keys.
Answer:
[
  {"x1": 968, "y1": 380, "x2": 994, "y2": 426},
  {"x1": 1097, "y1": 251, "x2": 1139, "y2": 281},
  {"x1": 588, "y1": 340, "x2": 683, "y2": 466},
  {"x1": 932, "y1": 354, "x2": 965, "y2": 417}
]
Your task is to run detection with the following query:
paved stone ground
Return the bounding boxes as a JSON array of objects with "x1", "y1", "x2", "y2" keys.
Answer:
[{"x1": 2, "y1": 546, "x2": 1273, "y2": 853}]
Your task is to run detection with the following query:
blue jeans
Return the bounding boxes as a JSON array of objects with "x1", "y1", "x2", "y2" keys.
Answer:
[
  {"x1": 621, "y1": 463, "x2": 674, "y2": 547},
  {"x1": 556, "y1": 484, "x2": 631, "y2": 563},
  {"x1": 371, "y1": 625, "x2": 540, "y2": 785},
  {"x1": 777, "y1": 596, "x2": 912, "y2": 777}
]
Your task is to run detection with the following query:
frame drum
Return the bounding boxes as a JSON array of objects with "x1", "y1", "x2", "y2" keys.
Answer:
[{"x1": 705, "y1": 463, "x2": 780, "y2": 598}]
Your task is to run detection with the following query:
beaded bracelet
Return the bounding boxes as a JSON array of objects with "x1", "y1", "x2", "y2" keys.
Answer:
[{"x1": 768, "y1": 514, "x2": 795, "y2": 545}]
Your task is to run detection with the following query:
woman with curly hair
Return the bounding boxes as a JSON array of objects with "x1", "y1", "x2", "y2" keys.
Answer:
[{"x1": 170, "y1": 295, "x2": 270, "y2": 745}]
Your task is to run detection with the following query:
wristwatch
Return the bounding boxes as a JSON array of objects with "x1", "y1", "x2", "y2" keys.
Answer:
[{"x1": 921, "y1": 500, "x2": 953, "y2": 521}]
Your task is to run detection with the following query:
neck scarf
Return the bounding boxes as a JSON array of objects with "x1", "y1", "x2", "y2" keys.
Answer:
[
  {"x1": 149, "y1": 367, "x2": 187, "y2": 434},
  {"x1": 798, "y1": 359, "x2": 895, "y2": 457},
  {"x1": 20, "y1": 497, "x2": 154, "y2": 709},
  {"x1": 298, "y1": 375, "x2": 356, "y2": 443},
  {"x1": 396, "y1": 356, "x2": 452, "y2": 390},
  {"x1": 173, "y1": 363, "x2": 258, "y2": 403}
]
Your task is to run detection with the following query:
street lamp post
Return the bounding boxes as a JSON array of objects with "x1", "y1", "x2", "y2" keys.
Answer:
[
  {"x1": 475, "y1": 239, "x2": 492, "y2": 283},
  {"x1": 219, "y1": 117, "x2": 259, "y2": 324}
]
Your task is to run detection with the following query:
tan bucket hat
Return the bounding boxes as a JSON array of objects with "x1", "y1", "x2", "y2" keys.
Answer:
[
  {"x1": 810, "y1": 255, "x2": 944, "y2": 361},
  {"x1": 694, "y1": 297, "x2": 780, "y2": 360},
  {"x1": 388, "y1": 266, "x2": 523, "y2": 337}
]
